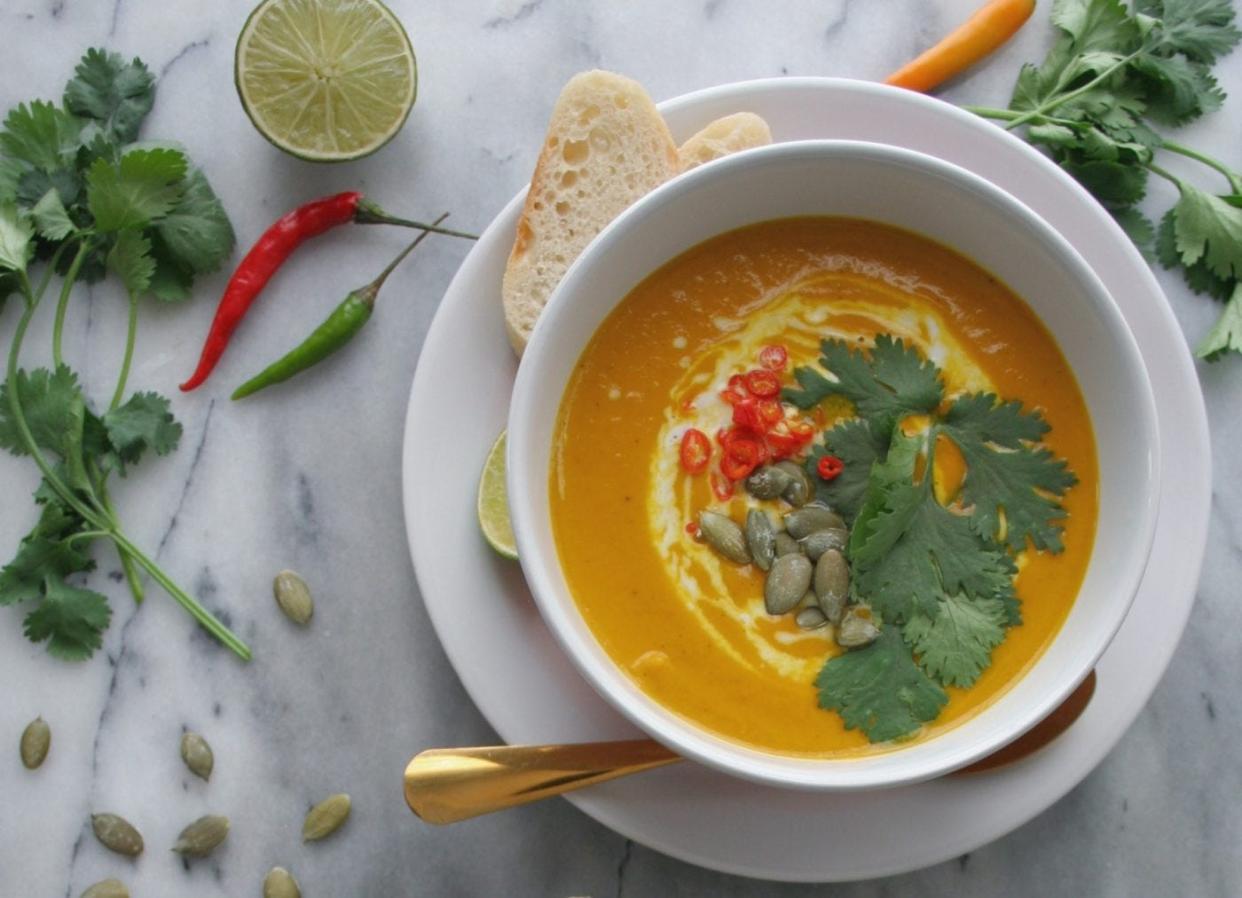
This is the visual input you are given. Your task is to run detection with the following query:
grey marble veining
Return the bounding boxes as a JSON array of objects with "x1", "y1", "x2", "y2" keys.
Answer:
[{"x1": 1, "y1": 1, "x2": 1240, "y2": 895}]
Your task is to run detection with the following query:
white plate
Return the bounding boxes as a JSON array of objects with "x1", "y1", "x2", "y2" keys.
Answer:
[{"x1": 401, "y1": 79, "x2": 1211, "y2": 882}]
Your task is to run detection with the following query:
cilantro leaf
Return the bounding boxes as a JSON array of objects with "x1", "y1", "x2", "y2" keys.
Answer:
[
  {"x1": 941, "y1": 394, "x2": 1077, "y2": 552},
  {"x1": 1053, "y1": 0, "x2": 1140, "y2": 51},
  {"x1": 1131, "y1": 54, "x2": 1223, "y2": 124},
  {"x1": 31, "y1": 189, "x2": 76, "y2": 241},
  {"x1": 904, "y1": 593, "x2": 1009, "y2": 688},
  {"x1": 1060, "y1": 156, "x2": 1148, "y2": 207},
  {"x1": 107, "y1": 229, "x2": 154, "y2": 296},
  {"x1": 0, "y1": 101, "x2": 81, "y2": 173},
  {"x1": 1155, "y1": 208, "x2": 1235, "y2": 298},
  {"x1": 23, "y1": 578, "x2": 111, "y2": 661},
  {"x1": 1195, "y1": 282, "x2": 1242, "y2": 361},
  {"x1": 0, "y1": 156, "x2": 19, "y2": 200},
  {"x1": 1171, "y1": 183, "x2": 1242, "y2": 280},
  {"x1": 816, "y1": 628, "x2": 948, "y2": 743},
  {"x1": 63, "y1": 49, "x2": 154, "y2": 144},
  {"x1": 1137, "y1": 0, "x2": 1242, "y2": 63},
  {"x1": 1113, "y1": 207, "x2": 1156, "y2": 258},
  {"x1": 0, "y1": 201, "x2": 34, "y2": 272},
  {"x1": 153, "y1": 168, "x2": 234, "y2": 275},
  {"x1": 146, "y1": 232, "x2": 194, "y2": 301},
  {"x1": 784, "y1": 335, "x2": 943, "y2": 435},
  {"x1": 103, "y1": 391, "x2": 181, "y2": 466},
  {"x1": 86, "y1": 147, "x2": 186, "y2": 232},
  {"x1": 808, "y1": 418, "x2": 890, "y2": 524},
  {"x1": 0, "y1": 499, "x2": 95, "y2": 606},
  {"x1": 0, "y1": 365, "x2": 91, "y2": 490},
  {"x1": 849, "y1": 429, "x2": 1017, "y2": 624}
]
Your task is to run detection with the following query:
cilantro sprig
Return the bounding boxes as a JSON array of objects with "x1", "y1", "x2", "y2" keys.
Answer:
[
  {"x1": 0, "y1": 49, "x2": 245, "y2": 660},
  {"x1": 794, "y1": 337, "x2": 1075, "y2": 742},
  {"x1": 965, "y1": 0, "x2": 1242, "y2": 361}
]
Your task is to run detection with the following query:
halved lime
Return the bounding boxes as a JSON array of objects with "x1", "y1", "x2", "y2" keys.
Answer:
[
  {"x1": 235, "y1": 0, "x2": 417, "y2": 162},
  {"x1": 478, "y1": 431, "x2": 517, "y2": 560}
]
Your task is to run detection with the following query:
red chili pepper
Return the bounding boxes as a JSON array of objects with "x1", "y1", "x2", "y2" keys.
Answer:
[
  {"x1": 744, "y1": 369, "x2": 781, "y2": 398},
  {"x1": 679, "y1": 428, "x2": 711, "y2": 474},
  {"x1": 731, "y1": 398, "x2": 766, "y2": 433},
  {"x1": 723, "y1": 431, "x2": 766, "y2": 465},
  {"x1": 180, "y1": 193, "x2": 477, "y2": 392},
  {"x1": 685, "y1": 521, "x2": 700, "y2": 537},
  {"x1": 719, "y1": 387, "x2": 746, "y2": 406},
  {"x1": 727, "y1": 373, "x2": 747, "y2": 393},
  {"x1": 759, "y1": 344, "x2": 788, "y2": 371},
  {"x1": 757, "y1": 398, "x2": 783, "y2": 426},
  {"x1": 710, "y1": 472, "x2": 735, "y2": 501},
  {"x1": 817, "y1": 455, "x2": 845, "y2": 480}
]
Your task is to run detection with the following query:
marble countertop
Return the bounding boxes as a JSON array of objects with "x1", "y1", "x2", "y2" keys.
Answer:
[{"x1": 2, "y1": 1, "x2": 1239, "y2": 895}]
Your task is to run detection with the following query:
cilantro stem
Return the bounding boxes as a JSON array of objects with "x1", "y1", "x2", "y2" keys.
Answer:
[
  {"x1": 108, "y1": 529, "x2": 252, "y2": 660},
  {"x1": 33, "y1": 243, "x2": 68, "y2": 305},
  {"x1": 62, "y1": 529, "x2": 113, "y2": 545},
  {"x1": 97, "y1": 475, "x2": 144, "y2": 604},
  {"x1": 1161, "y1": 140, "x2": 1242, "y2": 194},
  {"x1": 51, "y1": 242, "x2": 89, "y2": 369},
  {"x1": 109, "y1": 291, "x2": 139, "y2": 411},
  {"x1": 1145, "y1": 161, "x2": 1183, "y2": 189}
]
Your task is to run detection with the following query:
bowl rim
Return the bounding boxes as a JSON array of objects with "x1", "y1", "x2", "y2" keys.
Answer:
[{"x1": 507, "y1": 138, "x2": 1161, "y2": 791}]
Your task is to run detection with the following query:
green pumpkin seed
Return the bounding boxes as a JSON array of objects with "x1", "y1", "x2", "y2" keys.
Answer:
[
  {"x1": 80, "y1": 879, "x2": 128, "y2": 898},
  {"x1": 91, "y1": 813, "x2": 144, "y2": 857},
  {"x1": 837, "y1": 607, "x2": 881, "y2": 647},
  {"x1": 813, "y1": 549, "x2": 850, "y2": 624},
  {"x1": 172, "y1": 814, "x2": 229, "y2": 858},
  {"x1": 274, "y1": 570, "x2": 314, "y2": 626},
  {"x1": 795, "y1": 607, "x2": 829, "y2": 630},
  {"x1": 744, "y1": 465, "x2": 793, "y2": 500},
  {"x1": 764, "y1": 554, "x2": 813, "y2": 615},
  {"x1": 303, "y1": 793, "x2": 351, "y2": 841},
  {"x1": 774, "y1": 533, "x2": 800, "y2": 557},
  {"x1": 698, "y1": 511, "x2": 750, "y2": 565},
  {"x1": 744, "y1": 510, "x2": 776, "y2": 571},
  {"x1": 20, "y1": 716, "x2": 50, "y2": 769},
  {"x1": 800, "y1": 527, "x2": 848, "y2": 561},
  {"x1": 775, "y1": 461, "x2": 813, "y2": 506},
  {"x1": 785, "y1": 504, "x2": 846, "y2": 539},
  {"x1": 180, "y1": 731, "x2": 214, "y2": 781},
  {"x1": 263, "y1": 866, "x2": 302, "y2": 898}
]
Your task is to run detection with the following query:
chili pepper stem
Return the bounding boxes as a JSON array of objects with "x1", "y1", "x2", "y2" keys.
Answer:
[
  {"x1": 354, "y1": 199, "x2": 478, "y2": 240},
  {"x1": 358, "y1": 212, "x2": 451, "y2": 306}
]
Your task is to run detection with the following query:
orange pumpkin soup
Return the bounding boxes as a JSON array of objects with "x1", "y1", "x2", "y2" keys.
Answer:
[{"x1": 550, "y1": 217, "x2": 1098, "y2": 757}]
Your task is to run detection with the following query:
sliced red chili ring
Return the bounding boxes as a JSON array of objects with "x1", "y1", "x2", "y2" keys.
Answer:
[
  {"x1": 731, "y1": 399, "x2": 766, "y2": 432},
  {"x1": 744, "y1": 369, "x2": 781, "y2": 398},
  {"x1": 710, "y1": 472, "x2": 735, "y2": 500},
  {"x1": 719, "y1": 388, "x2": 746, "y2": 406},
  {"x1": 722, "y1": 431, "x2": 766, "y2": 465},
  {"x1": 759, "y1": 344, "x2": 788, "y2": 371},
  {"x1": 817, "y1": 454, "x2": 845, "y2": 480},
  {"x1": 757, "y1": 398, "x2": 783, "y2": 426},
  {"x1": 685, "y1": 521, "x2": 700, "y2": 536},
  {"x1": 679, "y1": 428, "x2": 711, "y2": 474},
  {"x1": 727, "y1": 373, "x2": 747, "y2": 392},
  {"x1": 788, "y1": 419, "x2": 816, "y2": 439},
  {"x1": 720, "y1": 453, "x2": 758, "y2": 481},
  {"x1": 766, "y1": 430, "x2": 804, "y2": 458}
]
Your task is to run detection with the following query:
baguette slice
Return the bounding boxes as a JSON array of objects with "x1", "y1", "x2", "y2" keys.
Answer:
[
  {"x1": 677, "y1": 112, "x2": 772, "y2": 171},
  {"x1": 503, "y1": 70, "x2": 680, "y2": 354}
]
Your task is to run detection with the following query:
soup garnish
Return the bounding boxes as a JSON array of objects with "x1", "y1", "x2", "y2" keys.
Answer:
[{"x1": 690, "y1": 334, "x2": 1076, "y2": 743}]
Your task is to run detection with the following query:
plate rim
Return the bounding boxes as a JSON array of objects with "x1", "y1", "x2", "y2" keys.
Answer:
[{"x1": 401, "y1": 76, "x2": 1211, "y2": 882}]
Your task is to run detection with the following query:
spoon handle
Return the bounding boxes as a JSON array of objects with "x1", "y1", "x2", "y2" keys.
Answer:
[
  {"x1": 406, "y1": 670, "x2": 1097, "y2": 824},
  {"x1": 404, "y1": 739, "x2": 680, "y2": 824}
]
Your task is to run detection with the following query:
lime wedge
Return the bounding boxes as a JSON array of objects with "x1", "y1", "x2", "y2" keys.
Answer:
[
  {"x1": 235, "y1": 0, "x2": 417, "y2": 162},
  {"x1": 478, "y1": 431, "x2": 517, "y2": 560}
]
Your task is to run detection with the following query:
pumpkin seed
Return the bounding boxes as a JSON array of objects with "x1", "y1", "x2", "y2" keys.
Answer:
[
  {"x1": 19, "y1": 716, "x2": 50, "y2": 769},
  {"x1": 81, "y1": 879, "x2": 128, "y2": 898},
  {"x1": 172, "y1": 814, "x2": 229, "y2": 858},
  {"x1": 795, "y1": 606, "x2": 829, "y2": 630},
  {"x1": 785, "y1": 504, "x2": 845, "y2": 539},
  {"x1": 837, "y1": 607, "x2": 881, "y2": 647},
  {"x1": 744, "y1": 465, "x2": 793, "y2": 500},
  {"x1": 814, "y1": 549, "x2": 850, "y2": 624},
  {"x1": 274, "y1": 570, "x2": 314, "y2": 626},
  {"x1": 180, "y1": 731, "x2": 214, "y2": 781},
  {"x1": 263, "y1": 866, "x2": 302, "y2": 898},
  {"x1": 764, "y1": 554, "x2": 812, "y2": 615},
  {"x1": 303, "y1": 793, "x2": 351, "y2": 841},
  {"x1": 800, "y1": 527, "x2": 848, "y2": 561},
  {"x1": 775, "y1": 460, "x2": 813, "y2": 506},
  {"x1": 698, "y1": 511, "x2": 750, "y2": 565},
  {"x1": 91, "y1": 813, "x2": 144, "y2": 857},
  {"x1": 744, "y1": 510, "x2": 776, "y2": 571},
  {"x1": 774, "y1": 532, "x2": 800, "y2": 557}
]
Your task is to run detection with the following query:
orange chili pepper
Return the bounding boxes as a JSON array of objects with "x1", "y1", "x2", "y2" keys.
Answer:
[{"x1": 884, "y1": 0, "x2": 1036, "y2": 93}]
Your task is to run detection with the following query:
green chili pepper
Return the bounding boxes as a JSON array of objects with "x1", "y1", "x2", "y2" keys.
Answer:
[{"x1": 231, "y1": 213, "x2": 448, "y2": 400}]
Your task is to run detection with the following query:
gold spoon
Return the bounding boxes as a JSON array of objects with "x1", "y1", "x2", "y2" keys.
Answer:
[{"x1": 405, "y1": 669, "x2": 1095, "y2": 824}]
